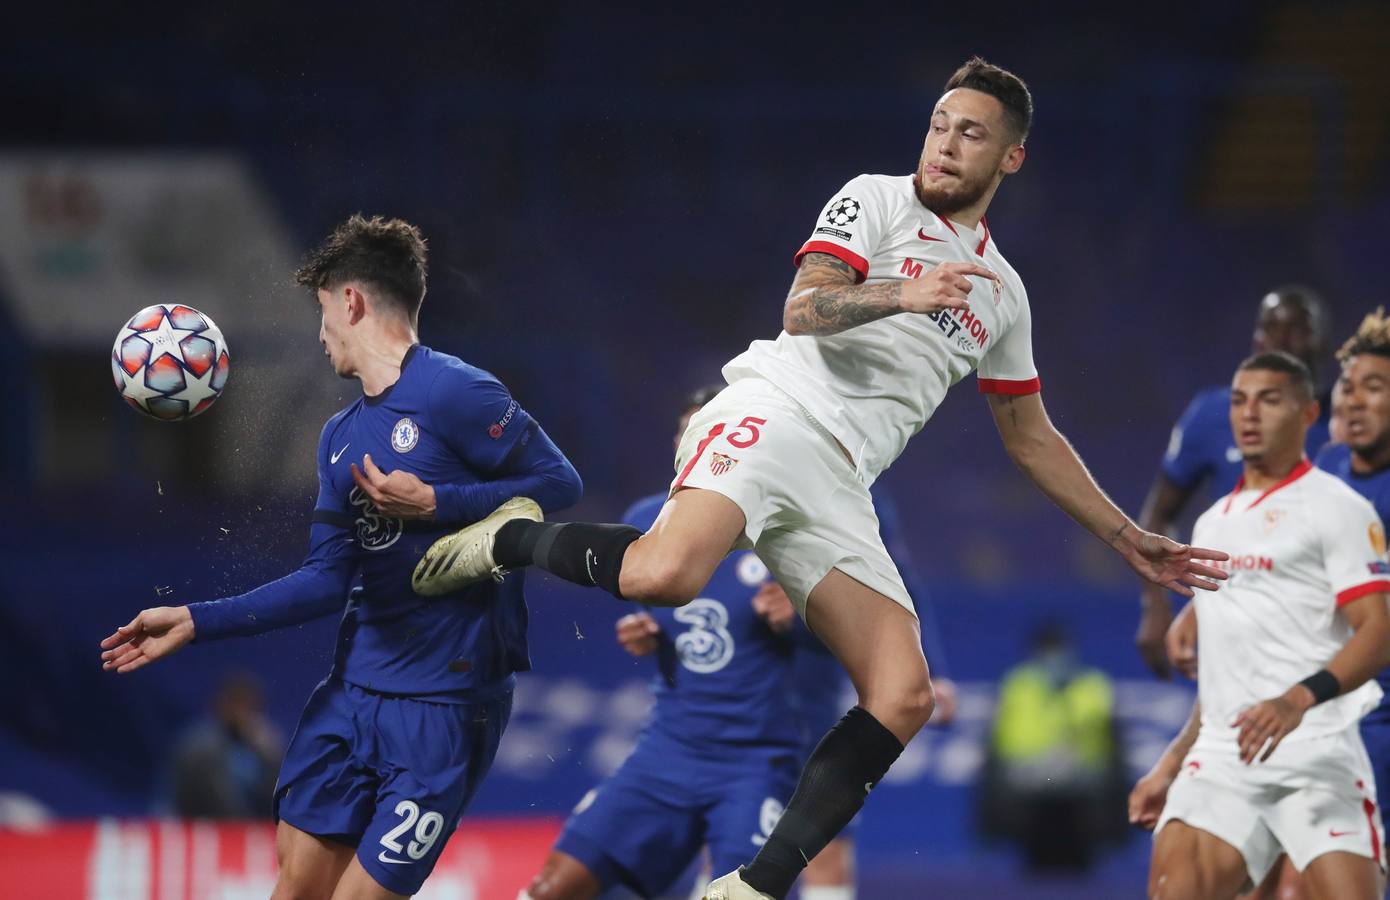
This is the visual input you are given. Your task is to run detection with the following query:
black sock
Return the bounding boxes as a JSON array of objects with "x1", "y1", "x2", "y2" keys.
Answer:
[
  {"x1": 494, "y1": 520, "x2": 641, "y2": 598},
  {"x1": 741, "y1": 707, "x2": 904, "y2": 899}
]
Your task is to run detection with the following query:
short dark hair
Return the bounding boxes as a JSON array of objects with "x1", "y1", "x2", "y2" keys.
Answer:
[
  {"x1": 1236, "y1": 350, "x2": 1315, "y2": 400},
  {"x1": 944, "y1": 56, "x2": 1033, "y2": 142},
  {"x1": 1338, "y1": 307, "x2": 1390, "y2": 364},
  {"x1": 682, "y1": 384, "x2": 725, "y2": 415},
  {"x1": 294, "y1": 214, "x2": 428, "y2": 321}
]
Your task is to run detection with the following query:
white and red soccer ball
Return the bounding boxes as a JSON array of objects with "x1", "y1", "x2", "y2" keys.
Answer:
[{"x1": 111, "y1": 304, "x2": 230, "y2": 421}]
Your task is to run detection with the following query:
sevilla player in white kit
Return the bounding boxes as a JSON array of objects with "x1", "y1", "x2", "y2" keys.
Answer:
[
  {"x1": 1131, "y1": 352, "x2": 1390, "y2": 900},
  {"x1": 416, "y1": 58, "x2": 1229, "y2": 900}
]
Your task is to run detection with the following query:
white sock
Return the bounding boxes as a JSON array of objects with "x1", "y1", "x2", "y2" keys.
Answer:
[{"x1": 800, "y1": 887, "x2": 854, "y2": 900}]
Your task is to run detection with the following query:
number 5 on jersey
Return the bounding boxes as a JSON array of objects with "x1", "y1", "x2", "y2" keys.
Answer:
[{"x1": 728, "y1": 416, "x2": 767, "y2": 449}]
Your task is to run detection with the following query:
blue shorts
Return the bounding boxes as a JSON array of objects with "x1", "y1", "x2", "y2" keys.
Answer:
[
  {"x1": 555, "y1": 733, "x2": 799, "y2": 897},
  {"x1": 274, "y1": 677, "x2": 512, "y2": 896},
  {"x1": 1362, "y1": 710, "x2": 1390, "y2": 843}
]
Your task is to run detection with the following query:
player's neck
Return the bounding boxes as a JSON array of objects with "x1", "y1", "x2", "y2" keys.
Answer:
[
  {"x1": 353, "y1": 330, "x2": 419, "y2": 397},
  {"x1": 1240, "y1": 452, "x2": 1306, "y2": 492}
]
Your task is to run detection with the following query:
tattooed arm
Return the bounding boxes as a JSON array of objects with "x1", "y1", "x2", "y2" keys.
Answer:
[
  {"x1": 987, "y1": 392, "x2": 1229, "y2": 597},
  {"x1": 783, "y1": 252, "x2": 999, "y2": 336}
]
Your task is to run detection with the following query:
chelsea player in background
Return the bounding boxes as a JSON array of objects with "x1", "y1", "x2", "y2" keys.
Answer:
[{"x1": 100, "y1": 215, "x2": 582, "y2": 900}]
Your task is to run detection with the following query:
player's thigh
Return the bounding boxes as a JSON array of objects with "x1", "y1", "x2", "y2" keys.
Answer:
[
  {"x1": 798, "y1": 567, "x2": 930, "y2": 743},
  {"x1": 330, "y1": 857, "x2": 409, "y2": 900},
  {"x1": 704, "y1": 757, "x2": 799, "y2": 877},
  {"x1": 1241, "y1": 856, "x2": 1305, "y2": 900},
  {"x1": 1299, "y1": 851, "x2": 1380, "y2": 900},
  {"x1": 272, "y1": 820, "x2": 356, "y2": 900},
  {"x1": 620, "y1": 487, "x2": 748, "y2": 602},
  {"x1": 1150, "y1": 819, "x2": 1250, "y2": 900},
  {"x1": 523, "y1": 850, "x2": 602, "y2": 900}
]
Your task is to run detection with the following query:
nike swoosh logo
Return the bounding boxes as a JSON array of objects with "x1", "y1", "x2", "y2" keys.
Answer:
[
  {"x1": 1330, "y1": 829, "x2": 1356, "y2": 837},
  {"x1": 917, "y1": 228, "x2": 945, "y2": 242},
  {"x1": 377, "y1": 851, "x2": 411, "y2": 865},
  {"x1": 331, "y1": 443, "x2": 350, "y2": 464}
]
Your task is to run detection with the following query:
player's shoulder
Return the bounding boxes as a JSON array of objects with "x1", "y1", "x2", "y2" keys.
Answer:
[
  {"x1": 414, "y1": 345, "x2": 507, "y2": 397},
  {"x1": 1303, "y1": 466, "x2": 1376, "y2": 510},
  {"x1": 1314, "y1": 441, "x2": 1351, "y2": 474},
  {"x1": 621, "y1": 492, "x2": 668, "y2": 530},
  {"x1": 318, "y1": 403, "x2": 359, "y2": 452},
  {"x1": 838, "y1": 173, "x2": 915, "y2": 210}
]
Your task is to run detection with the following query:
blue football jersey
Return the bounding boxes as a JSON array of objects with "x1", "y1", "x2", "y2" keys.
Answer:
[
  {"x1": 1315, "y1": 442, "x2": 1390, "y2": 703},
  {"x1": 315, "y1": 345, "x2": 543, "y2": 696},
  {"x1": 622, "y1": 494, "x2": 799, "y2": 755},
  {"x1": 1163, "y1": 385, "x2": 1332, "y2": 499}
]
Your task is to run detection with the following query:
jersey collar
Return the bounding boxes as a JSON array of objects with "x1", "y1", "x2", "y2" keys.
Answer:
[
  {"x1": 1222, "y1": 458, "x2": 1313, "y2": 514},
  {"x1": 935, "y1": 212, "x2": 991, "y2": 257}
]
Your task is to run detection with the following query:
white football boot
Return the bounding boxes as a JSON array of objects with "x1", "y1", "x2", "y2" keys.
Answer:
[
  {"x1": 411, "y1": 497, "x2": 542, "y2": 596},
  {"x1": 702, "y1": 870, "x2": 774, "y2": 900}
]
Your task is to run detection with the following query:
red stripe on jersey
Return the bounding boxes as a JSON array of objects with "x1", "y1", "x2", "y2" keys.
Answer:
[
  {"x1": 673, "y1": 423, "x2": 726, "y2": 490},
  {"x1": 978, "y1": 376, "x2": 1041, "y2": 395},
  {"x1": 794, "y1": 241, "x2": 869, "y2": 283},
  {"x1": 1337, "y1": 580, "x2": 1390, "y2": 608},
  {"x1": 935, "y1": 213, "x2": 991, "y2": 256},
  {"x1": 1223, "y1": 458, "x2": 1313, "y2": 513},
  {"x1": 1365, "y1": 796, "x2": 1382, "y2": 865}
]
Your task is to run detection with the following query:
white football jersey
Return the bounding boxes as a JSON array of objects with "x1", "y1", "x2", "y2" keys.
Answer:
[
  {"x1": 1191, "y1": 462, "x2": 1390, "y2": 747},
  {"x1": 722, "y1": 173, "x2": 1039, "y2": 485}
]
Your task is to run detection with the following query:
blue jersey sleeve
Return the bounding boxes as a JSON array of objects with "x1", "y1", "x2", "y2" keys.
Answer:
[
  {"x1": 1160, "y1": 390, "x2": 1222, "y2": 491},
  {"x1": 873, "y1": 488, "x2": 950, "y2": 677},
  {"x1": 427, "y1": 367, "x2": 582, "y2": 523},
  {"x1": 187, "y1": 419, "x2": 358, "y2": 641}
]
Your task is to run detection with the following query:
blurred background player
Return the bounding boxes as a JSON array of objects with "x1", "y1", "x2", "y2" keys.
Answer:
[
  {"x1": 99, "y1": 215, "x2": 582, "y2": 899},
  {"x1": 166, "y1": 671, "x2": 282, "y2": 820},
  {"x1": 520, "y1": 386, "x2": 801, "y2": 900},
  {"x1": 415, "y1": 57, "x2": 1229, "y2": 900},
  {"x1": 979, "y1": 620, "x2": 1126, "y2": 873},
  {"x1": 1135, "y1": 287, "x2": 1332, "y2": 678},
  {"x1": 1130, "y1": 352, "x2": 1390, "y2": 900}
]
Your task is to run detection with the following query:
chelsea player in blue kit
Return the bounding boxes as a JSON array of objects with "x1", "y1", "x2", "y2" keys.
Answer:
[
  {"x1": 522, "y1": 387, "x2": 803, "y2": 900},
  {"x1": 100, "y1": 215, "x2": 582, "y2": 900},
  {"x1": 1134, "y1": 287, "x2": 1332, "y2": 677}
]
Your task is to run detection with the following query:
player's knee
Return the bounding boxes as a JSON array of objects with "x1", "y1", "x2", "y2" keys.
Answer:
[
  {"x1": 620, "y1": 554, "x2": 703, "y2": 606},
  {"x1": 900, "y1": 681, "x2": 936, "y2": 731}
]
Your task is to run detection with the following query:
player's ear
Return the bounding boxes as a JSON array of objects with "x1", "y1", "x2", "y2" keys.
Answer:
[
  {"x1": 1303, "y1": 396, "x2": 1321, "y2": 427},
  {"x1": 1001, "y1": 143, "x2": 1025, "y2": 176},
  {"x1": 345, "y1": 285, "x2": 367, "y2": 325}
]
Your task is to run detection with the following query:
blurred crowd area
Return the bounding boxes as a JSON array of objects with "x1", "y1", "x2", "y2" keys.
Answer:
[{"x1": 2, "y1": 2, "x2": 1389, "y2": 895}]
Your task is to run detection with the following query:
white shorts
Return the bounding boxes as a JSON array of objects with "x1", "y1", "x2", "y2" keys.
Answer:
[
  {"x1": 1156, "y1": 729, "x2": 1385, "y2": 886},
  {"x1": 670, "y1": 377, "x2": 913, "y2": 617}
]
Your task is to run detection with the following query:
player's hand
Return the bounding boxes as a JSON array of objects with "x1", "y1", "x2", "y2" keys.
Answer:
[
  {"x1": 1135, "y1": 589, "x2": 1174, "y2": 679},
  {"x1": 99, "y1": 606, "x2": 195, "y2": 674},
  {"x1": 928, "y1": 677, "x2": 958, "y2": 725},
  {"x1": 1165, "y1": 603, "x2": 1198, "y2": 680},
  {"x1": 1233, "y1": 689, "x2": 1312, "y2": 764},
  {"x1": 351, "y1": 453, "x2": 437, "y2": 519},
  {"x1": 615, "y1": 613, "x2": 661, "y2": 656},
  {"x1": 751, "y1": 582, "x2": 796, "y2": 634},
  {"x1": 1117, "y1": 527, "x2": 1229, "y2": 599},
  {"x1": 898, "y1": 261, "x2": 998, "y2": 316},
  {"x1": 1127, "y1": 765, "x2": 1176, "y2": 831}
]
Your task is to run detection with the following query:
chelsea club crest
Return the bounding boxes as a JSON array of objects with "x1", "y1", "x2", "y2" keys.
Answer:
[{"x1": 391, "y1": 417, "x2": 419, "y2": 453}]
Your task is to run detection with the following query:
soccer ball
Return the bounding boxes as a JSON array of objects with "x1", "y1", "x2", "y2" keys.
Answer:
[{"x1": 111, "y1": 304, "x2": 231, "y2": 421}]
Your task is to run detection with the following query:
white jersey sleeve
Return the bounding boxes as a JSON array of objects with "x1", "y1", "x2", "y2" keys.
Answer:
[
  {"x1": 1318, "y1": 490, "x2": 1390, "y2": 607},
  {"x1": 975, "y1": 282, "x2": 1040, "y2": 394},
  {"x1": 792, "y1": 175, "x2": 891, "y2": 283}
]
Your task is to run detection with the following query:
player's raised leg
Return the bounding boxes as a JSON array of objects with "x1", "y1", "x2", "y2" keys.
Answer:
[
  {"x1": 1299, "y1": 852, "x2": 1380, "y2": 900},
  {"x1": 729, "y1": 569, "x2": 932, "y2": 899},
  {"x1": 1149, "y1": 820, "x2": 1249, "y2": 900},
  {"x1": 271, "y1": 821, "x2": 356, "y2": 900}
]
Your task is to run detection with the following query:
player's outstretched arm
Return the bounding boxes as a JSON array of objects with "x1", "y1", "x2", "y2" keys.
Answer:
[
  {"x1": 1129, "y1": 698, "x2": 1201, "y2": 830},
  {"x1": 782, "y1": 253, "x2": 996, "y2": 337},
  {"x1": 986, "y1": 391, "x2": 1229, "y2": 596},
  {"x1": 1234, "y1": 590, "x2": 1390, "y2": 764}
]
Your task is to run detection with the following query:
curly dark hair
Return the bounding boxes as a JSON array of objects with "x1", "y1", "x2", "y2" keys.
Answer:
[
  {"x1": 944, "y1": 56, "x2": 1033, "y2": 142},
  {"x1": 294, "y1": 214, "x2": 428, "y2": 321},
  {"x1": 1337, "y1": 307, "x2": 1390, "y2": 364}
]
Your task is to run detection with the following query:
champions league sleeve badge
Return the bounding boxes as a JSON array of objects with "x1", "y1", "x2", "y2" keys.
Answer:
[{"x1": 391, "y1": 417, "x2": 420, "y2": 453}]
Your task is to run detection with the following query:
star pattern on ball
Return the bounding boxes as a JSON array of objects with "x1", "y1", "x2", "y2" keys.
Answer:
[{"x1": 142, "y1": 313, "x2": 204, "y2": 366}]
